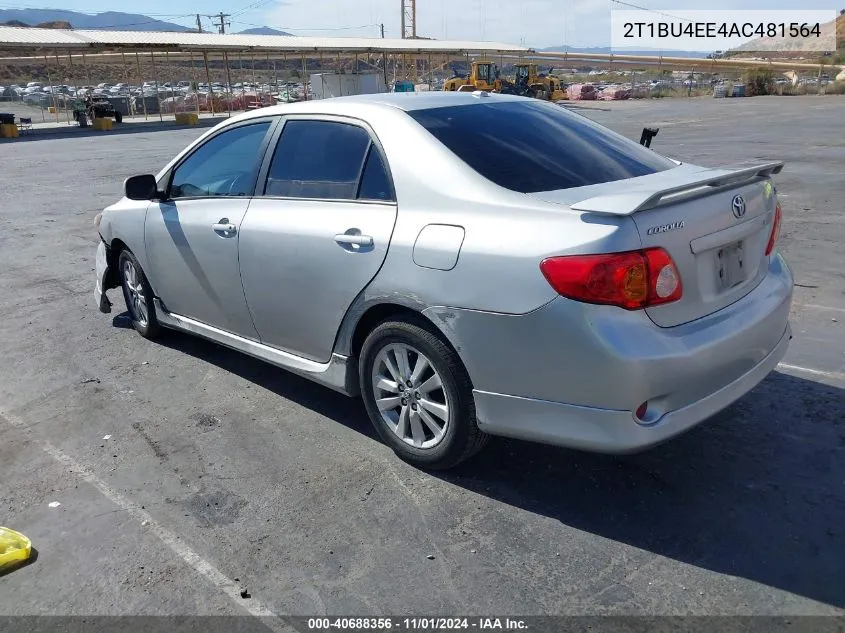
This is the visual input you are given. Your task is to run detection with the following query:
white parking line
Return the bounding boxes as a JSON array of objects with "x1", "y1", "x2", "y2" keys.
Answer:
[
  {"x1": 794, "y1": 303, "x2": 845, "y2": 314},
  {"x1": 0, "y1": 410, "x2": 292, "y2": 631},
  {"x1": 777, "y1": 363, "x2": 845, "y2": 381}
]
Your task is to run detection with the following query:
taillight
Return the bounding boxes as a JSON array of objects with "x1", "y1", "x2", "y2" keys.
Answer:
[
  {"x1": 540, "y1": 248, "x2": 682, "y2": 310},
  {"x1": 765, "y1": 202, "x2": 782, "y2": 256}
]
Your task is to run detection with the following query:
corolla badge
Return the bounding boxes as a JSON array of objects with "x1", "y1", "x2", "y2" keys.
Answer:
[{"x1": 646, "y1": 220, "x2": 685, "y2": 236}]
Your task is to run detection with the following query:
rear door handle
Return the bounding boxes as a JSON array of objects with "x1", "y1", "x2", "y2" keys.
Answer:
[
  {"x1": 212, "y1": 220, "x2": 237, "y2": 235},
  {"x1": 334, "y1": 234, "x2": 374, "y2": 247}
]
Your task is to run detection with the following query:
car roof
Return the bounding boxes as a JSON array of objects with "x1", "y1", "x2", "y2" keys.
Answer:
[
  {"x1": 311, "y1": 91, "x2": 526, "y2": 111},
  {"x1": 237, "y1": 91, "x2": 531, "y2": 121}
]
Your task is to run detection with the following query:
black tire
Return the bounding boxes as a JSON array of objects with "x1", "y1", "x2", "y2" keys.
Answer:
[
  {"x1": 359, "y1": 316, "x2": 488, "y2": 470},
  {"x1": 114, "y1": 111, "x2": 123, "y2": 123},
  {"x1": 118, "y1": 249, "x2": 161, "y2": 339}
]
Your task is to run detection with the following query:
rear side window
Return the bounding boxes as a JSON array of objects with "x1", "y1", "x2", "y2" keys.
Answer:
[
  {"x1": 357, "y1": 146, "x2": 394, "y2": 201},
  {"x1": 265, "y1": 120, "x2": 373, "y2": 200},
  {"x1": 407, "y1": 101, "x2": 676, "y2": 193}
]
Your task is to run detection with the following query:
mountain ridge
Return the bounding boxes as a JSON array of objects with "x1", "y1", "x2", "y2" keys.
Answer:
[{"x1": 0, "y1": 9, "x2": 290, "y2": 35}]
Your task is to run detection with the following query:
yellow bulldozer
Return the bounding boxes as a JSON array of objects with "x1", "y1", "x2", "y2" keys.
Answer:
[
  {"x1": 443, "y1": 60, "x2": 504, "y2": 92},
  {"x1": 443, "y1": 60, "x2": 566, "y2": 101},
  {"x1": 506, "y1": 63, "x2": 567, "y2": 101}
]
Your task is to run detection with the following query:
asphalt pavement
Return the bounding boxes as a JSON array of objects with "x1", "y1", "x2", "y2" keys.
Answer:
[{"x1": 0, "y1": 95, "x2": 843, "y2": 621}]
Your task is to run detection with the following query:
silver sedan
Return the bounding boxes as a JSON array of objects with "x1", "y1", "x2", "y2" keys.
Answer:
[{"x1": 94, "y1": 92, "x2": 793, "y2": 469}]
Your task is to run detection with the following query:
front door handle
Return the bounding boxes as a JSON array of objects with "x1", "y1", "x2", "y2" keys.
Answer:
[
  {"x1": 212, "y1": 219, "x2": 237, "y2": 236},
  {"x1": 334, "y1": 233, "x2": 374, "y2": 247}
]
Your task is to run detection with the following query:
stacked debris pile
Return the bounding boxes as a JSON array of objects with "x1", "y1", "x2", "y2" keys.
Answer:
[
  {"x1": 598, "y1": 87, "x2": 631, "y2": 100},
  {"x1": 566, "y1": 83, "x2": 597, "y2": 100}
]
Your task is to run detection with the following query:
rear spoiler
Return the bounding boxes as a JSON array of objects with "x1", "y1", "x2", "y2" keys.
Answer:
[{"x1": 570, "y1": 162, "x2": 784, "y2": 216}]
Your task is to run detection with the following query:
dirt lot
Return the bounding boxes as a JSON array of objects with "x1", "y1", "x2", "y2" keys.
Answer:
[{"x1": 0, "y1": 95, "x2": 843, "y2": 623}]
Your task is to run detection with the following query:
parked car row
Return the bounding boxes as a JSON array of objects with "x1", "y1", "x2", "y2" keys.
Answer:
[{"x1": 0, "y1": 79, "x2": 311, "y2": 104}]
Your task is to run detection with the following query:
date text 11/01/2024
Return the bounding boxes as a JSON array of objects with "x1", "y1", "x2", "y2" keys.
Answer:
[
  {"x1": 307, "y1": 618, "x2": 528, "y2": 630},
  {"x1": 622, "y1": 21, "x2": 822, "y2": 39}
]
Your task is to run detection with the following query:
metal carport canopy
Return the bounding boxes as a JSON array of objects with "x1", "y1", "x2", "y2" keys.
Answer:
[{"x1": 0, "y1": 26, "x2": 531, "y2": 55}]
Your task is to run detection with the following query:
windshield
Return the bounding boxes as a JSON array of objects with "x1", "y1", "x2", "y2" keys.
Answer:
[{"x1": 407, "y1": 100, "x2": 676, "y2": 194}]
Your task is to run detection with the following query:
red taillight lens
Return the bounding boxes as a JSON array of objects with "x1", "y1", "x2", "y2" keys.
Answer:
[
  {"x1": 765, "y1": 202, "x2": 782, "y2": 256},
  {"x1": 635, "y1": 402, "x2": 649, "y2": 420},
  {"x1": 540, "y1": 248, "x2": 682, "y2": 310}
]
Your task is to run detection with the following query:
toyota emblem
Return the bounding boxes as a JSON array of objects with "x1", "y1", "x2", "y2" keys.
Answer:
[{"x1": 732, "y1": 195, "x2": 747, "y2": 219}]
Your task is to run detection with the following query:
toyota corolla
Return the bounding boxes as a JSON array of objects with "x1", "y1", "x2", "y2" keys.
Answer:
[{"x1": 94, "y1": 92, "x2": 793, "y2": 469}]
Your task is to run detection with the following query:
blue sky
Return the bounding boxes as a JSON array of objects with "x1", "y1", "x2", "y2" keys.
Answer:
[{"x1": 12, "y1": 0, "x2": 844, "y2": 48}]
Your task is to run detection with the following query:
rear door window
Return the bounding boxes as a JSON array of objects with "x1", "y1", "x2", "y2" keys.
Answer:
[
  {"x1": 264, "y1": 120, "x2": 374, "y2": 200},
  {"x1": 407, "y1": 101, "x2": 676, "y2": 193}
]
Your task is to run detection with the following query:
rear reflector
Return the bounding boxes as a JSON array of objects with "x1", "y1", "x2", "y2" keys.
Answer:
[
  {"x1": 765, "y1": 202, "x2": 782, "y2": 256},
  {"x1": 540, "y1": 248, "x2": 682, "y2": 310}
]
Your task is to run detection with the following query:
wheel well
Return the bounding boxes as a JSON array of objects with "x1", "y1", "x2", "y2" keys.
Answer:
[
  {"x1": 105, "y1": 238, "x2": 129, "y2": 288},
  {"x1": 350, "y1": 303, "x2": 451, "y2": 358},
  {"x1": 110, "y1": 238, "x2": 128, "y2": 256},
  {"x1": 348, "y1": 302, "x2": 476, "y2": 396}
]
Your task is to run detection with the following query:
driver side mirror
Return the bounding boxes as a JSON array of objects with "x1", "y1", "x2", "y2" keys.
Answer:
[{"x1": 125, "y1": 174, "x2": 159, "y2": 201}]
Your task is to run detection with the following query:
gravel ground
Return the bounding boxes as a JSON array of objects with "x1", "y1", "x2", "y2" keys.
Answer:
[{"x1": 0, "y1": 95, "x2": 843, "y2": 621}]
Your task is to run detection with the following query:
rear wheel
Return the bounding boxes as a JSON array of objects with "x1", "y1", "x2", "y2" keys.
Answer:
[
  {"x1": 359, "y1": 317, "x2": 488, "y2": 470},
  {"x1": 114, "y1": 111, "x2": 123, "y2": 123},
  {"x1": 118, "y1": 249, "x2": 161, "y2": 339}
]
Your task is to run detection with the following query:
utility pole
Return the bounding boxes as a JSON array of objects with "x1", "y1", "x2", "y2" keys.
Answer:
[
  {"x1": 196, "y1": 14, "x2": 203, "y2": 33},
  {"x1": 401, "y1": 0, "x2": 416, "y2": 39},
  {"x1": 211, "y1": 12, "x2": 231, "y2": 34},
  {"x1": 380, "y1": 23, "x2": 385, "y2": 38}
]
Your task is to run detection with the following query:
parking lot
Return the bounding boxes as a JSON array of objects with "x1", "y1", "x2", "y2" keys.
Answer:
[{"x1": 1, "y1": 95, "x2": 843, "y2": 619}]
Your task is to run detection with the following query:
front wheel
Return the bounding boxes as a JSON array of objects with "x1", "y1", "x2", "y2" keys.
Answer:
[
  {"x1": 118, "y1": 249, "x2": 161, "y2": 339},
  {"x1": 359, "y1": 317, "x2": 488, "y2": 470},
  {"x1": 114, "y1": 111, "x2": 123, "y2": 123}
]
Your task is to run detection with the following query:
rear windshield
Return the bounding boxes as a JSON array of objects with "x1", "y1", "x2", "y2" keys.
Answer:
[{"x1": 407, "y1": 100, "x2": 675, "y2": 193}]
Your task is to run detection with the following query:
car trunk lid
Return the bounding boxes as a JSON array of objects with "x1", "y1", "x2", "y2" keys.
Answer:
[{"x1": 530, "y1": 161, "x2": 783, "y2": 327}]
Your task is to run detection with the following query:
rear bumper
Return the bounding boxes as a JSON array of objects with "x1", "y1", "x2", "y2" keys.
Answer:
[
  {"x1": 473, "y1": 323, "x2": 790, "y2": 453},
  {"x1": 424, "y1": 253, "x2": 793, "y2": 453}
]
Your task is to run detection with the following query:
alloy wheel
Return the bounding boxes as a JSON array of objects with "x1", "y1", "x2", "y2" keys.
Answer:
[
  {"x1": 122, "y1": 259, "x2": 148, "y2": 326},
  {"x1": 371, "y1": 343, "x2": 450, "y2": 449}
]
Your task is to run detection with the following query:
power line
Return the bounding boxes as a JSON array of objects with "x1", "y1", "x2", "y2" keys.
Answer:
[
  {"x1": 230, "y1": 0, "x2": 276, "y2": 19},
  {"x1": 610, "y1": 0, "x2": 693, "y2": 23}
]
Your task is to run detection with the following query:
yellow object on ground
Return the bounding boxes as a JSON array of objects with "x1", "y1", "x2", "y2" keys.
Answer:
[
  {"x1": 92, "y1": 117, "x2": 113, "y2": 131},
  {"x1": 175, "y1": 112, "x2": 199, "y2": 125},
  {"x1": 0, "y1": 123, "x2": 19, "y2": 138},
  {"x1": 47, "y1": 106, "x2": 56, "y2": 114},
  {"x1": 0, "y1": 527, "x2": 31, "y2": 570}
]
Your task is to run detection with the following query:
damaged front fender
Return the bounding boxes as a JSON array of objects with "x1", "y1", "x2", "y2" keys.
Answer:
[{"x1": 95, "y1": 239, "x2": 117, "y2": 314}]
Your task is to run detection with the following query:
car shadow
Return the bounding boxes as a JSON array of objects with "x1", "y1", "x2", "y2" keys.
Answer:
[
  {"x1": 443, "y1": 370, "x2": 845, "y2": 608},
  {"x1": 150, "y1": 329, "x2": 845, "y2": 608},
  {"x1": 152, "y1": 330, "x2": 377, "y2": 441}
]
